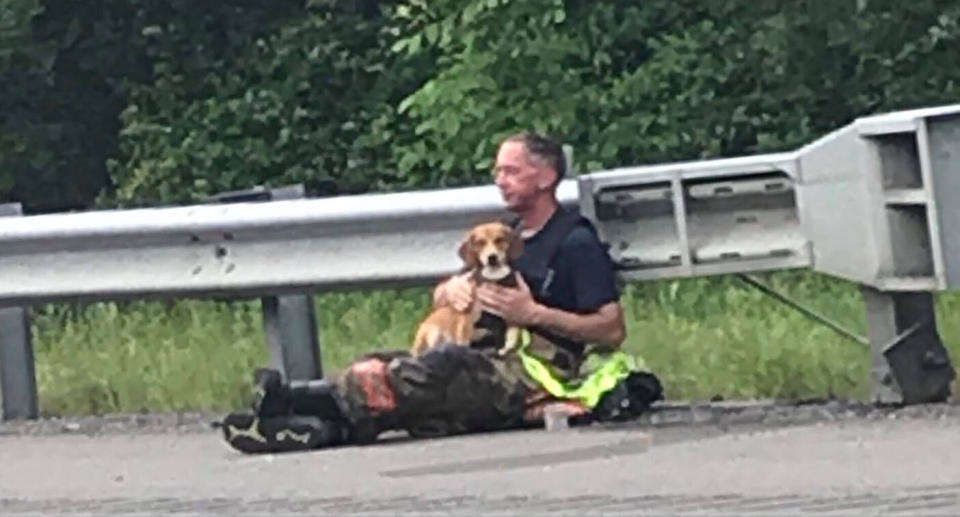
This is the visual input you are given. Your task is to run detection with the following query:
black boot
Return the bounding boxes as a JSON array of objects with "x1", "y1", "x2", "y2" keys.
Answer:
[
  {"x1": 288, "y1": 379, "x2": 350, "y2": 423},
  {"x1": 217, "y1": 412, "x2": 347, "y2": 454},
  {"x1": 291, "y1": 379, "x2": 391, "y2": 444},
  {"x1": 251, "y1": 368, "x2": 289, "y2": 417},
  {"x1": 251, "y1": 370, "x2": 349, "y2": 422},
  {"x1": 217, "y1": 370, "x2": 353, "y2": 454}
]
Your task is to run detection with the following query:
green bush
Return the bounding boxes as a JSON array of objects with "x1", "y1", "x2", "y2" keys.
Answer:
[{"x1": 7, "y1": 0, "x2": 960, "y2": 414}]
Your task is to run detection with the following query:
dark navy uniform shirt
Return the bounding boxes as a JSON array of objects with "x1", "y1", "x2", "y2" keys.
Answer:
[{"x1": 513, "y1": 208, "x2": 621, "y2": 357}]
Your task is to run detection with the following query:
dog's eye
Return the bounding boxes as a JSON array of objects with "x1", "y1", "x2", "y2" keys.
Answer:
[
  {"x1": 475, "y1": 239, "x2": 487, "y2": 247},
  {"x1": 494, "y1": 237, "x2": 505, "y2": 246}
]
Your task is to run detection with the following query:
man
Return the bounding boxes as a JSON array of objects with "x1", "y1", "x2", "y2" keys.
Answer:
[
  {"x1": 439, "y1": 133, "x2": 625, "y2": 353},
  {"x1": 218, "y1": 133, "x2": 656, "y2": 454}
]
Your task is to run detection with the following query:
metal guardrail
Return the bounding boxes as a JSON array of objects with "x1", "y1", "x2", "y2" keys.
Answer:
[
  {"x1": 578, "y1": 151, "x2": 809, "y2": 281},
  {"x1": 2, "y1": 104, "x2": 959, "y2": 419},
  {"x1": 0, "y1": 182, "x2": 580, "y2": 306},
  {"x1": 0, "y1": 150, "x2": 814, "y2": 306},
  {"x1": 0, "y1": 203, "x2": 37, "y2": 420},
  {"x1": 4, "y1": 104, "x2": 959, "y2": 305}
]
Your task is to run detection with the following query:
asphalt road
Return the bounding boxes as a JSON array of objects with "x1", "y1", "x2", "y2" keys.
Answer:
[{"x1": 1, "y1": 402, "x2": 959, "y2": 516}]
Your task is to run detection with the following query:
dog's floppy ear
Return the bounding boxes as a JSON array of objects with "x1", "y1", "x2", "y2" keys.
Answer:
[
  {"x1": 507, "y1": 227, "x2": 524, "y2": 262},
  {"x1": 458, "y1": 232, "x2": 479, "y2": 268}
]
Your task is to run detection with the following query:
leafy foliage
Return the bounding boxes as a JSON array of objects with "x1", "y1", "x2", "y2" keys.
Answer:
[
  {"x1": 106, "y1": 0, "x2": 430, "y2": 205},
  {"x1": 2, "y1": 0, "x2": 960, "y2": 209},
  {"x1": 390, "y1": 0, "x2": 960, "y2": 183},
  {"x1": 0, "y1": 0, "x2": 112, "y2": 212},
  {"x1": 8, "y1": 0, "x2": 960, "y2": 412}
]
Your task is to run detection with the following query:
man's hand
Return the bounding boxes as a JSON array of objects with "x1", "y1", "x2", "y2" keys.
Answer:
[
  {"x1": 433, "y1": 272, "x2": 475, "y2": 311},
  {"x1": 476, "y1": 274, "x2": 543, "y2": 327},
  {"x1": 480, "y1": 274, "x2": 626, "y2": 348}
]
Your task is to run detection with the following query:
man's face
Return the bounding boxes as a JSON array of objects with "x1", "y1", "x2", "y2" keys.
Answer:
[{"x1": 493, "y1": 141, "x2": 555, "y2": 211}]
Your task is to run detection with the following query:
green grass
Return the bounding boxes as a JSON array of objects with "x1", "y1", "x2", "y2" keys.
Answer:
[{"x1": 31, "y1": 271, "x2": 960, "y2": 416}]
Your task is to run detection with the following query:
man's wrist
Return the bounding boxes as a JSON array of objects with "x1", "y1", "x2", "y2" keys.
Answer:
[{"x1": 528, "y1": 302, "x2": 549, "y2": 327}]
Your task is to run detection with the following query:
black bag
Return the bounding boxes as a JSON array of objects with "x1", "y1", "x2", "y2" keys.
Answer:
[{"x1": 592, "y1": 371, "x2": 664, "y2": 422}]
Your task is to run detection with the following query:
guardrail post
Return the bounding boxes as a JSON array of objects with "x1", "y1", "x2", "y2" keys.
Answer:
[
  {"x1": 861, "y1": 286, "x2": 955, "y2": 404},
  {"x1": 0, "y1": 203, "x2": 38, "y2": 420},
  {"x1": 206, "y1": 185, "x2": 324, "y2": 381}
]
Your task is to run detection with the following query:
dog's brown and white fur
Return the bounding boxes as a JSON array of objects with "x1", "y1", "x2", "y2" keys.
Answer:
[{"x1": 411, "y1": 222, "x2": 523, "y2": 357}]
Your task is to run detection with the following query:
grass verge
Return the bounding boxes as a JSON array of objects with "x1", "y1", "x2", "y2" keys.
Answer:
[{"x1": 30, "y1": 271, "x2": 960, "y2": 415}]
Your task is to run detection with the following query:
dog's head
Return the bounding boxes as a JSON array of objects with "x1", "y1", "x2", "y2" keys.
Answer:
[{"x1": 458, "y1": 222, "x2": 523, "y2": 280}]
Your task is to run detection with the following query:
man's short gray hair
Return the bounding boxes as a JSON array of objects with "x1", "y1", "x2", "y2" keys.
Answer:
[{"x1": 502, "y1": 132, "x2": 566, "y2": 188}]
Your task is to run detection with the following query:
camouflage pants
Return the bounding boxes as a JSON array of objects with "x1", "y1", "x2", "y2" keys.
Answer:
[{"x1": 332, "y1": 345, "x2": 589, "y2": 442}]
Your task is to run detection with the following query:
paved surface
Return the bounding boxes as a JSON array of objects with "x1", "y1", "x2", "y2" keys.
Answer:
[{"x1": 1, "y1": 402, "x2": 959, "y2": 516}]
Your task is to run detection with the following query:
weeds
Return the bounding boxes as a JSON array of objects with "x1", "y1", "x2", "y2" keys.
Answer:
[{"x1": 30, "y1": 271, "x2": 960, "y2": 415}]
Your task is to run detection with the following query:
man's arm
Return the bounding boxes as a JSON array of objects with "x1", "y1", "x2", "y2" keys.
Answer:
[
  {"x1": 477, "y1": 275, "x2": 626, "y2": 349},
  {"x1": 530, "y1": 300, "x2": 626, "y2": 349}
]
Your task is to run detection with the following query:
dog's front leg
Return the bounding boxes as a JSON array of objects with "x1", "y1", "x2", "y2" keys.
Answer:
[{"x1": 498, "y1": 326, "x2": 521, "y2": 356}]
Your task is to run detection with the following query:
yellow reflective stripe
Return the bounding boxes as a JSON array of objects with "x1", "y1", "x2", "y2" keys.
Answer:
[
  {"x1": 518, "y1": 347, "x2": 569, "y2": 398},
  {"x1": 567, "y1": 351, "x2": 634, "y2": 407},
  {"x1": 517, "y1": 330, "x2": 646, "y2": 409},
  {"x1": 517, "y1": 328, "x2": 570, "y2": 398}
]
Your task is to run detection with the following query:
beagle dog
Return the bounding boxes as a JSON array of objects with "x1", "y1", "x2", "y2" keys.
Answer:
[{"x1": 411, "y1": 221, "x2": 524, "y2": 357}]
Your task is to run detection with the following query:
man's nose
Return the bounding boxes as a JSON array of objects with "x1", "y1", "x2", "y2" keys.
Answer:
[{"x1": 494, "y1": 169, "x2": 507, "y2": 187}]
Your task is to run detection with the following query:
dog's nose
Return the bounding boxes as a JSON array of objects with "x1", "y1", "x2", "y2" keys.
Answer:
[{"x1": 486, "y1": 254, "x2": 500, "y2": 267}]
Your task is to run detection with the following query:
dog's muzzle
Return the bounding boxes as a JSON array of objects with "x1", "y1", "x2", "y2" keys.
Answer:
[{"x1": 485, "y1": 254, "x2": 501, "y2": 267}]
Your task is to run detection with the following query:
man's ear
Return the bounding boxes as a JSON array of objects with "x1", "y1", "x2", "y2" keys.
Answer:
[
  {"x1": 507, "y1": 229, "x2": 524, "y2": 262},
  {"x1": 536, "y1": 167, "x2": 559, "y2": 190},
  {"x1": 458, "y1": 233, "x2": 478, "y2": 268}
]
